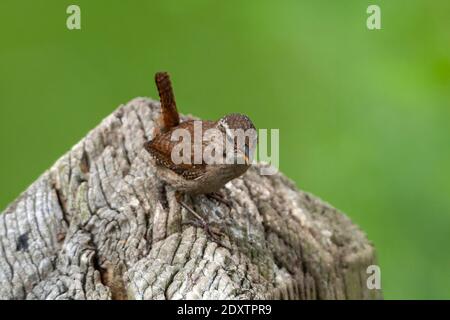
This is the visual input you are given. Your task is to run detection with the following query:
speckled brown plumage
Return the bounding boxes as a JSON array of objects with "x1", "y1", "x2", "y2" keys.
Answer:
[{"x1": 145, "y1": 120, "x2": 216, "y2": 180}]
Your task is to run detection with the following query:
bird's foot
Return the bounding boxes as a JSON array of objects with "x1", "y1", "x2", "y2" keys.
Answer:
[
  {"x1": 206, "y1": 191, "x2": 233, "y2": 211},
  {"x1": 179, "y1": 200, "x2": 231, "y2": 250}
]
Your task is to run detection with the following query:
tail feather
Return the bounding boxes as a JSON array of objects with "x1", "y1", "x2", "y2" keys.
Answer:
[{"x1": 155, "y1": 72, "x2": 180, "y2": 132}]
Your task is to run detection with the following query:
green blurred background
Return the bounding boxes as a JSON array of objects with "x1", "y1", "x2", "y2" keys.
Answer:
[{"x1": 1, "y1": 0, "x2": 449, "y2": 299}]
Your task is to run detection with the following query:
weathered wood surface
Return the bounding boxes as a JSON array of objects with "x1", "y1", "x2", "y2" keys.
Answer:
[{"x1": 0, "y1": 97, "x2": 381, "y2": 300}]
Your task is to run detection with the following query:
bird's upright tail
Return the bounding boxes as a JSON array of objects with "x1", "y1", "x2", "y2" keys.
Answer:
[{"x1": 155, "y1": 71, "x2": 180, "y2": 132}]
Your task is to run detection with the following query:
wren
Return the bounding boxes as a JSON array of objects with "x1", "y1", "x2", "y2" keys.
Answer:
[
  {"x1": 144, "y1": 72, "x2": 256, "y2": 245},
  {"x1": 145, "y1": 72, "x2": 256, "y2": 196}
]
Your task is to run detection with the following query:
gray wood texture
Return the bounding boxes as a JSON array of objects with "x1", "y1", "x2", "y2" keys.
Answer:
[{"x1": 0, "y1": 97, "x2": 382, "y2": 300}]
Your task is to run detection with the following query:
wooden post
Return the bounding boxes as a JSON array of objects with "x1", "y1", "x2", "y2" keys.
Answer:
[{"x1": 0, "y1": 98, "x2": 382, "y2": 300}]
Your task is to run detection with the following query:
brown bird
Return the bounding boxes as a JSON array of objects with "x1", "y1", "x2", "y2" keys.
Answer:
[
  {"x1": 144, "y1": 72, "x2": 256, "y2": 237},
  {"x1": 145, "y1": 72, "x2": 256, "y2": 195}
]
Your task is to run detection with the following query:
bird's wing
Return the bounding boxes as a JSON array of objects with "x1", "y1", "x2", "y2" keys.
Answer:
[{"x1": 144, "y1": 120, "x2": 217, "y2": 180}]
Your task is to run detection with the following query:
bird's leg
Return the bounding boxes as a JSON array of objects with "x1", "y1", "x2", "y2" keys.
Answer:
[
  {"x1": 179, "y1": 199, "x2": 207, "y2": 226},
  {"x1": 206, "y1": 191, "x2": 233, "y2": 211},
  {"x1": 177, "y1": 193, "x2": 230, "y2": 250}
]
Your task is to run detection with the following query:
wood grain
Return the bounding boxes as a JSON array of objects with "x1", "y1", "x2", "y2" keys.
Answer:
[{"x1": 0, "y1": 97, "x2": 382, "y2": 300}]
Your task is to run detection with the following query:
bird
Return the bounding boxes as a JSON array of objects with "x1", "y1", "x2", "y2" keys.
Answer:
[
  {"x1": 145, "y1": 72, "x2": 256, "y2": 196},
  {"x1": 144, "y1": 72, "x2": 256, "y2": 242}
]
